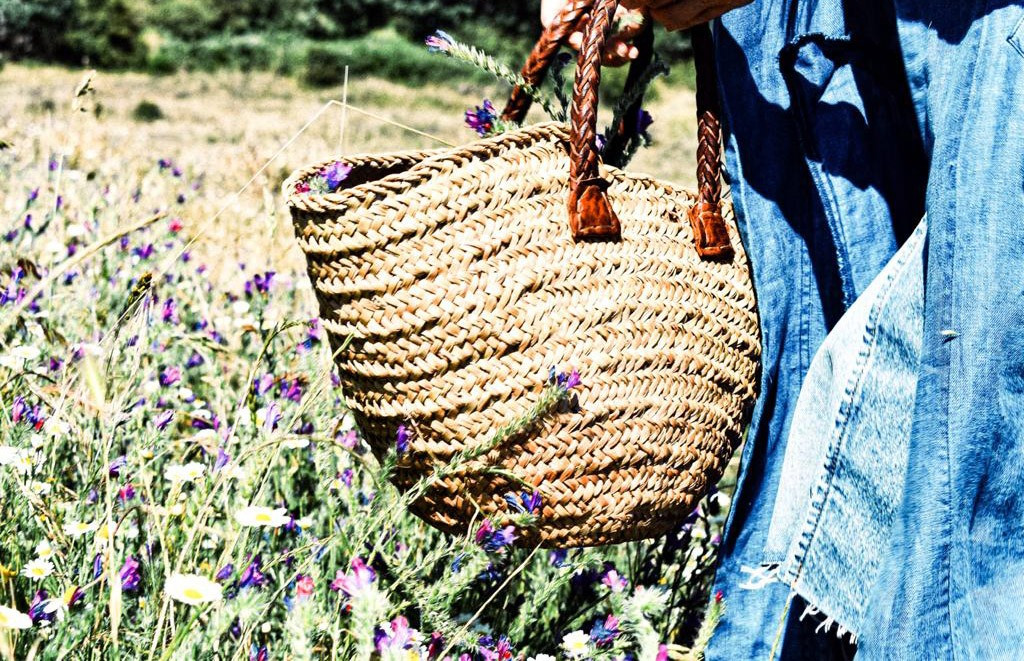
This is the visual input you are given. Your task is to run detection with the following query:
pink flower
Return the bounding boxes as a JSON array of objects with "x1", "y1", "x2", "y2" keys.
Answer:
[
  {"x1": 295, "y1": 574, "x2": 315, "y2": 602},
  {"x1": 601, "y1": 569, "x2": 628, "y2": 593},
  {"x1": 330, "y1": 557, "x2": 376, "y2": 597}
]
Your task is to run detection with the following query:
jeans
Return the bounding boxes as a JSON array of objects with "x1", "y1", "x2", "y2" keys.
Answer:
[{"x1": 706, "y1": 0, "x2": 1024, "y2": 657}]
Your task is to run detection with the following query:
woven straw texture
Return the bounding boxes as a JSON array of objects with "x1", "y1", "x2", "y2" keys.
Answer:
[{"x1": 285, "y1": 122, "x2": 760, "y2": 547}]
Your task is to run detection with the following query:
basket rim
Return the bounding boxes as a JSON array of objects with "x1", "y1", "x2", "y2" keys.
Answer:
[{"x1": 281, "y1": 121, "x2": 685, "y2": 212}]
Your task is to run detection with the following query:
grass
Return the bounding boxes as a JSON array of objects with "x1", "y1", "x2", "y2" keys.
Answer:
[{"x1": 0, "y1": 63, "x2": 731, "y2": 659}]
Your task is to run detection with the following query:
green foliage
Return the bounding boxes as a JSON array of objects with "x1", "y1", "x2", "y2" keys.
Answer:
[
  {"x1": 131, "y1": 100, "x2": 164, "y2": 122},
  {"x1": 62, "y1": 0, "x2": 147, "y2": 69},
  {"x1": 301, "y1": 29, "x2": 493, "y2": 88}
]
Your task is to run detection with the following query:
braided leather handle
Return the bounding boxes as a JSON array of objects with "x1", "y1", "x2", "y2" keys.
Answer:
[
  {"x1": 501, "y1": 0, "x2": 592, "y2": 122},
  {"x1": 505, "y1": 0, "x2": 732, "y2": 255}
]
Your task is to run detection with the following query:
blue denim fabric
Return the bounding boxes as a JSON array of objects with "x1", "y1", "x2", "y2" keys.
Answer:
[
  {"x1": 859, "y1": 3, "x2": 1024, "y2": 658},
  {"x1": 708, "y1": 0, "x2": 1024, "y2": 657},
  {"x1": 770, "y1": 220, "x2": 926, "y2": 641},
  {"x1": 706, "y1": 0, "x2": 926, "y2": 657}
]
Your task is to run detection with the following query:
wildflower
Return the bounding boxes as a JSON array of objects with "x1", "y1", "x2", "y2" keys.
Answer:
[
  {"x1": 635, "y1": 107, "x2": 654, "y2": 133},
  {"x1": 374, "y1": 615, "x2": 416, "y2": 652},
  {"x1": 35, "y1": 541, "x2": 54, "y2": 560},
  {"x1": 185, "y1": 352, "x2": 204, "y2": 368},
  {"x1": 294, "y1": 180, "x2": 310, "y2": 194},
  {"x1": 0, "y1": 605, "x2": 32, "y2": 629},
  {"x1": 245, "y1": 271, "x2": 275, "y2": 297},
  {"x1": 279, "y1": 379, "x2": 302, "y2": 403},
  {"x1": 340, "y1": 429, "x2": 358, "y2": 449},
  {"x1": 395, "y1": 424, "x2": 410, "y2": 455},
  {"x1": 561, "y1": 630, "x2": 591, "y2": 658},
  {"x1": 504, "y1": 490, "x2": 541, "y2": 514},
  {"x1": 159, "y1": 366, "x2": 181, "y2": 387},
  {"x1": 120, "y1": 556, "x2": 142, "y2": 591},
  {"x1": 475, "y1": 519, "x2": 516, "y2": 553},
  {"x1": 589, "y1": 614, "x2": 619, "y2": 647},
  {"x1": 238, "y1": 556, "x2": 267, "y2": 590},
  {"x1": 133, "y1": 244, "x2": 155, "y2": 260},
  {"x1": 0, "y1": 445, "x2": 29, "y2": 472},
  {"x1": 63, "y1": 520, "x2": 98, "y2": 537},
  {"x1": 22, "y1": 558, "x2": 54, "y2": 580},
  {"x1": 549, "y1": 549, "x2": 568, "y2": 568},
  {"x1": 601, "y1": 569, "x2": 628, "y2": 593},
  {"x1": 169, "y1": 218, "x2": 184, "y2": 232},
  {"x1": 215, "y1": 446, "x2": 231, "y2": 470},
  {"x1": 234, "y1": 506, "x2": 290, "y2": 528},
  {"x1": 154, "y1": 410, "x2": 174, "y2": 430},
  {"x1": 253, "y1": 373, "x2": 274, "y2": 396},
  {"x1": 323, "y1": 162, "x2": 352, "y2": 191},
  {"x1": 295, "y1": 574, "x2": 315, "y2": 603},
  {"x1": 118, "y1": 483, "x2": 136, "y2": 502},
  {"x1": 161, "y1": 298, "x2": 179, "y2": 324},
  {"x1": 256, "y1": 404, "x2": 282, "y2": 432},
  {"x1": 656, "y1": 644, "x2": 670, "y2": 661},
  {"x1": 164, "y1": 461, "x2": 205, "y2": 484},
  {"x1": 108, "y1": 455, "x2": 127, "y2": 477},
  {"x1": 165, "y1": 573, "x2": 223, "y2": 605},
  {"x1": 215, "y1": 564, "x2": 234, "y2": 581},
  {"x1": 465, "y1": 100, "x2": 497, "y2": 136},
  {"x1": 425, "y1": 30, "x2": 455, "y2": 53},
  {"x1": 330, "y1": 557, "x2": 376, "y2": 597}
]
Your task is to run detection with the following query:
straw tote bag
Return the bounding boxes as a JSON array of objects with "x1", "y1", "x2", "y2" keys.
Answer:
[{"x1": 285, "y1": 0, "x2": 760, "y2": 548}]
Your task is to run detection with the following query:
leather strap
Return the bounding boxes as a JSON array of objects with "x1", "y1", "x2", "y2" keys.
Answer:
[{"x1": 503, "y1": 1, "x2": 731, "y2": 255}]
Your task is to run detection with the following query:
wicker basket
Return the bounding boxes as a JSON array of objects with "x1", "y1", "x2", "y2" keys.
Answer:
[{"x1": 285, "y1": 0, "x2": 760, "y2": 548}]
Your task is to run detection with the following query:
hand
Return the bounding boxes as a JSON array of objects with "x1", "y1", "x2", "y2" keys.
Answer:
[
  {"x1": 541, "y1": 0, "x2": 646, "y2": 66},
  {"x1": 620, "y1": 0, "x2": 753, "y2": 32}
]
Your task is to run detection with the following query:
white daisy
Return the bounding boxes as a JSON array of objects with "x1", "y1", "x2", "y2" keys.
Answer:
[
  {"x1": 35, "y1": 540, "x2": 54, "y2": 559},
  {"x1": 164, "y1": 461, "x2": 206, "y2": 484},
  {"x1": 165, "y1": 573, "x2": 223, "y2": 605},
  {"x1": 561, "y1": 630, "x2": 592, "y2": 659},
  {"x1": 0, "y1": 605, "x2": 32, "y2": 629},
  {"x1": 22, "y1": 558, "x2": 54, "y2": 580},
  {"x1": 234, "y1": 505, "x2": 290, "y2": 528},
  {"x1": 63, "y1": 520, "x2": 99, "y2": 537}
]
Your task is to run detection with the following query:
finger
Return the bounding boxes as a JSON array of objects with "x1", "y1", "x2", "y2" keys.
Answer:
[{"x1": 568, "y1": 31, "x2": 583, "y2": 50}]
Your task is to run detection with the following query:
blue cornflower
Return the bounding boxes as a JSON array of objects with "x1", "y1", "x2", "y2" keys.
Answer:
[{"x1": 465, "y1": 100, "x2": 497, "y2": 136}]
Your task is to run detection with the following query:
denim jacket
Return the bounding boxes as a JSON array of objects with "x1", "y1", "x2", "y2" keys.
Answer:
[{"x1": 706, "y1": 1, "x2": 1024, "y2": 658}]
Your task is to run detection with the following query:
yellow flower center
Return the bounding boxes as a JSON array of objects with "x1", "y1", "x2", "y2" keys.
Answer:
[
  {"x1": 255, "y1": 513, "x2": 271, "y2": 522},
  {"x1": 0, "y1": 612, "x2": 8, "y2": 625},
  {"x1": 183, "y1": 588, "x2": 204, "y2": 601}
]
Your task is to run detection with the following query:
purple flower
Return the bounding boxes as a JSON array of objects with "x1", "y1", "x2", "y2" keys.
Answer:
[
  {"x1": 590, "y1": 614, "x2": 620, "y2": 647},
  {"x1": 475, "y1": 519, "x2": 517, "y2": 552},
  {"x1": 636, "y1": 107, "x2": 654, "y2": 133},
  {"x1": 260, "y1": 402, "x2": 282, "y2": 432},
  {"x1": 11, "y1": 396, "x2": 26, "y2": 423},
  {"x1": 93, "y1": 553, "x2": 104, "y2": 579},
  {"x1": 330, "y1": 557, "x2": 376, "y2": 597},
  {"x1": 280, "y1": 379, "x2": 303, "y2": 403},
  {"x1": 254, "y1": 373, "x2": 274, "y2": 397},
  {"x1": 155, "y1": 410, "x2": 174, "y2": 430},
  {"x1": 504, "y1": 490, "x2": 542, "y2": 514},
  {"x1": 601, "y1": 568, "x2": 628, "y2": 593},
  {"x1": 161, "y1": 298, "x2": 178, "y2": 324},
  {"x1": 215, "y1": 446, "x2": 231, "y2": 470},
  {"x1": 28, "y1": 188, "x2": 39, "y2": 203},
  {"x1": 120, "y1": 556, "x2": 142, "y2": 591},
  {"x1": 425, "y1": 30, "x2": 454, "y2": 53},
  {"x1": 395, "y1": 424, "x2": 410, "y2": 455},
  {"x1": 133, "y1": 244, "x2": 154, "y2": 260},
  {"x1": 238, "y1": 555, "x2": 267, "y2": 590},
  {"x1": 245, "y1": 271, "x2": 275, "y2": 297},
  {"x1": 250, "y1": 646, "x2": 268, "y2": 661},
  {"x1": 159, "y1": 366, "x2": 181, "y2": 387},
  {"x1": 322, "y1": 163, "x2": 352, "y2": 192},
  {"x1": 49, "y1": 157, "x2": 59, "y2": 171},
  {"x1": 375, "y1": 615, "x2": 415, "y2": 651},
  {"x1": 185, "y1": 353, "x2": 204, "y2": 369},
  {"x1": 28, "y1": 590, "x2": 53, "y2": 624},
  {"x1": 118, "y1": 483, "x2": 136, "y2": 502},
  {"x1": 216, "y1": 563, "x2": 235, "y2": 581},
  {"x1": 465, "y1": 100, "x2": 497, "y2": 136},
  {"x1": 108, "y1": 455, "x2": 127, "y2": 477}
]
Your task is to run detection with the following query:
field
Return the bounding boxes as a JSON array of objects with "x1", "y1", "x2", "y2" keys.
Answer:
[{"x1": 0, "y1": 62, "x2": 728, "y2": 660}]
